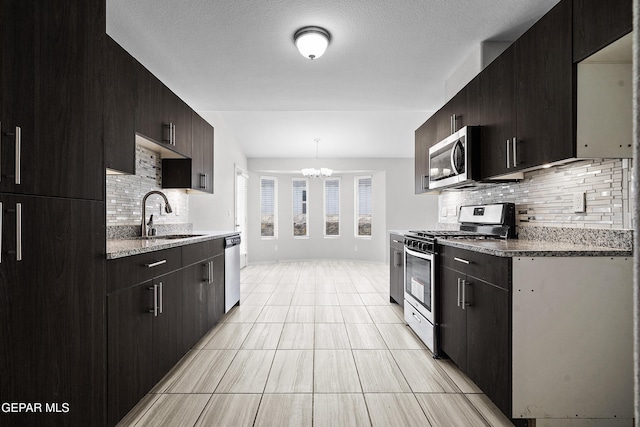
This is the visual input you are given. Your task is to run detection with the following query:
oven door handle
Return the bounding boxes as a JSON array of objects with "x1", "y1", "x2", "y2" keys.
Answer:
[{"x1": 405, "y1": 247, "x2": 433, "y2": 260}]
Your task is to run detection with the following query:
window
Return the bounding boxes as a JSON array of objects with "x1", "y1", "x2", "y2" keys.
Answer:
[
  {"x1": 324, "y1": 178, "x2": 340, "y2": 236},
  {"x1": 260, "y1": 177, "x2": 277, "y2": 238},
  {"x1": 292, "y1": 178, "x2": 308, "y2": 237},
  {"x1": 355, "y1": 176, "x2": 372, "y2": 237}
]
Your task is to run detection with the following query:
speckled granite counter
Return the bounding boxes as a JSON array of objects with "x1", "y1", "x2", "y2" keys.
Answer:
[
  {"x1": 107, "y1": 231, "x2": 238, "y2": 260},
  {"x1": 438, "y1": 238, "x2": 632, "y2": 258}
]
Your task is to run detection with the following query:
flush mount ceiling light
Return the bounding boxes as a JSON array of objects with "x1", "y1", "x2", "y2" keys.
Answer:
[
  {"x1": 294, "y1": 26, "x2": 330, "y2": 60},
  {"x1": 302, "y1": 139, "x2": 333, "y2": 178}
]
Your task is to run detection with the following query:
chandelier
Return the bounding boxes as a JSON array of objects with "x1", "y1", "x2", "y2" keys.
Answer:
[
  {"x1": 302, "y1": 167, "x2": 333, "y2": 178},
  {"x1": 302, "y1": 139, "x2": 333, "y2": 178}
]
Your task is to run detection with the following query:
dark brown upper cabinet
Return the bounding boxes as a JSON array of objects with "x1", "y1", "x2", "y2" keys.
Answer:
[
  {"x1": 105, "y1": 36, "x2": 137, "y2": 174},
  {"x1": 480, "y1": 0, "x2": 572, "y2": 179},
  {"x1": 515, "y1": 0, "x2": 574, "y2": 169},
  {"x1": 414, "y1": 77, "x2": 480, "y2": 194},
  {"x1": 414, "y1": 117, "x2": 437, "y2": 194},
  {"x1": 162, "y1": 111, "x2": 214, "y2": 194},
  {"x1": 437, "y1": 77, "x2": 480, "y2": 142},
  {"x1": 479, "y1": 44, "x2": 517, "y2": 179},
  {"x1": 136, "y1": 61, "x2": 192, "y2": 158},
  {"x1": 0, "y1": 0, "x2": 104, "y2": 200},
  {"x1": 573, "y1": 0, "x2": 632, "y2": 63}
]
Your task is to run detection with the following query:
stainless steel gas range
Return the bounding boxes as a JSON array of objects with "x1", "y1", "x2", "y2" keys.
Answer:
[{"x1": 403, "y1": 203, "x2": 516, "y2": 356}]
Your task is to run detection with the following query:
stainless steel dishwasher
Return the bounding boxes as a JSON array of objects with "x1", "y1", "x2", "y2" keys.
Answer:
[{"x1": 224, "y1": 234, "x2": 241, "y2": 312}]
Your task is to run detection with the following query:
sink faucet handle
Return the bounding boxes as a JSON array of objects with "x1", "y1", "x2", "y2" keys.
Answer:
[{"x1": 147, "y1": 214, "x2": 154, "y2": 227}]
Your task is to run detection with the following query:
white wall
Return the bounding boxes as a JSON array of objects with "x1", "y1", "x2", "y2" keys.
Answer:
[
  {"x1": 188, "y1": 111, "x2": 248, "y2": 231},
  {"x1": 246, "y1": 158, "x2": 439, "y2": 264}
]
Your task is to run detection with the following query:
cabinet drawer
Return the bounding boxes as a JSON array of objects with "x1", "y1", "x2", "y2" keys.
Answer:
[
  {"x1": 182, "y1": 238, "x2": 225, "y2": 267},
  {"x1": 439, "y1": 245, "x2": 510, "y2": 290},
  {"x1": 390, "y1": 233, "x2": 405, "y2": 251},
  {"x1": 107, "y1": 247, "x2": 182, "y2": 293}
]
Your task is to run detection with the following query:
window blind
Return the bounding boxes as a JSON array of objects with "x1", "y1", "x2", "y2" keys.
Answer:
[
  {"x1": 324, "y1": 178, "x2": 340, "y2": 236},
  {"x1": 356, "y1": 177, "x2": 372, "y2": 237},
  {"x1": 260, "y1": 177, "x2": 277, "y2": 237},
  {"x1": 292, "y1": 179, "x2": 308, "y2": 237}
]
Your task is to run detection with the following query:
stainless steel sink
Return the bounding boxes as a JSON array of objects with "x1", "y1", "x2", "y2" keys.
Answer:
[{"x1": 129, "y1": 234, "x2": 204, "y2": 240}]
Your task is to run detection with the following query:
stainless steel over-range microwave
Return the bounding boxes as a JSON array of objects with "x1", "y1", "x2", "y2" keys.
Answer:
[{"x1": 428, "y1": 126, "x2": 480, "y2": 190}]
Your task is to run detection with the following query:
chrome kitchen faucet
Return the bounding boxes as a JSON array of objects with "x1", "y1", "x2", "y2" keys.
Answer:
[{"x1": 141, "y1": 191, "x2": 173, "y2": 237}]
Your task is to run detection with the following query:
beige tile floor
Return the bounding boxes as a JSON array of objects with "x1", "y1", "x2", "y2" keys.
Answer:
[{"x1": 118, "y1": 260, "x2": 514, "y2": 427}]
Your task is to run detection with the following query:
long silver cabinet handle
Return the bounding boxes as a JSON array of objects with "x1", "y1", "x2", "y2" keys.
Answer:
[
  {"x1": 200, "y1": 173, "x2": 206, "y2": 189},
  {"x1": 457, "y1": 278, "x2": 461, "y2": 307},
  {"x1": 210, "y1": 261, "x2": 214, "y2": 284},
  {"x1": 506, "y1": 139, "x2": 510, "y2": 169},
  {"x1": 412, "y1": 312, "x2": 421, "y2": 323},
  {"x1": 16, "y1": 203, "x2": 22, "y2": 261},
  {"x1": 149, "y1": 284, "x2": 158, "y2": 316},
  {"x1": 172, "y1": 123, "x2": 176, "y2": 146},
  {"x1": 512, "y1": 137, "x2": 517, "y2": 168},
  {"x1": 454, "y1": 257, "x2": 470, "y2": 264},
  {"x1": 15, "y1": 127, "x2": 21, "y2": 184},
  {"x1": 145, "y1": 259, "x2": 167, "y2": 268},
  {"x1": 158, "y1": 282, "x2": 163, "y2": 314},
  {"x1": 461, "y1": 279, "x2": 466, "y2": 310}
]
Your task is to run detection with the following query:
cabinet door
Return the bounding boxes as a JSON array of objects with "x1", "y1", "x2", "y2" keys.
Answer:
[
  {"x1": 442, "y1": 78, "x2": 480, "y2": 135},
  {"x1": 466, "y1": 278, "x2": 511, "y2": 417},
  {"x1": 164, "y1": 89, "x2": 192, "y2": 157},
  {"x1": 516, "y1": 0, "x2": 574, "y2": 169},
  {"x1": 191, "y1": 112, "x2": 214, "y2": 193},
  {"x1": 439, "y1": 266, "x2": 467, "y2": 371},
  {"x1": 414, "y1": 118, "x2": 436, "y2": 193},
  {"x1": 182, "y1": 262, "x2": 207, "y2": 352},
  {"x1": 105, "y1": 36, "x2": 136, "y2": 174},
  {"x1": 208, "y1": 254, "x2": 225, "y2": 329},
  {"x1": 573, "y1": 0, "x2": 632, "y2": 62},
  {"x1": 136, "y1": 63, "x2": 164, "y2": 144},
  {"x1": 389, "y1": 241, "x2": 404, "y2": 304},
  {"x1": 107, "y1": 282, "x2": 154, "y2": 427},
  {"x1": 0, "y1": 195, "x2": 105, "y2": 426},
  {"x1": 1, "y1": 0, "x2": 104, "y2": 200},
  {"x1": 479, "y1": 44, "x2": 517, "y2": 179},
  {"x1": 152, "y1": 270, "x2": 183, "y2": 384}
]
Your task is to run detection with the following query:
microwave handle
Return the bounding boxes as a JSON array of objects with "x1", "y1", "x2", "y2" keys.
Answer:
[{"x1": 450, "y1": 140, "x2": 463, "y2": 175}]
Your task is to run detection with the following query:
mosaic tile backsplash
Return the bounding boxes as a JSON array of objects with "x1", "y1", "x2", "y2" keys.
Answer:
[
  {"x1": 439, "y1": 158, "x2": 634, "y2": 238},
  {"x1": 106, "y1": 145, "x2": 189, "y2": 226}
]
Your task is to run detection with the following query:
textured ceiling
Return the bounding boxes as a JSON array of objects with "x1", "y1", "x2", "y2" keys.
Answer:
[{"x1": 107, "y1": 0, "x2": 560, "y2": 158}]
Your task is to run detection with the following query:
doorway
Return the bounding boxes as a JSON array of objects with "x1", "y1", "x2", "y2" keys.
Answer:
[{"x1": 235, "y1": 167, "x2": 249, "y2": 268}]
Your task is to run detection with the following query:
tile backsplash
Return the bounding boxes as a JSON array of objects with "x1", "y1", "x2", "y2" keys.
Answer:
[
  {"x1": 439, "y1": 158, "x2": 633, "y2": 231},
  {"x1": 106, "y1": 145, "x2": 189, "y2": 226}
]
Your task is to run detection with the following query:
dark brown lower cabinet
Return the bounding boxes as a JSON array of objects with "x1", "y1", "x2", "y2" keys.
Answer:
[
  {"x1": 389, "y1": 234, "x2": 404, "y2": 304},
  {"x1": 107, "y1": 270, "x2": 183, "y2": 426},
  {"x1": 182, "y1": 253, "x2": 225, "y2": 352},
  {"x1": 0, "y1": 194, "x2": 105, "y2": 427},
  {"x1": 208, "y1": 254, "x2": 225, "y2": 328},
  {"x1": 107, "y1": 282, "x2": 154, "y2": 427},
  {"x1": 182, "y1": 262, "x2": 208, "y2": 352},
  {"x1": 439, "y1": 246, "x2": 512, "y2": 417}
]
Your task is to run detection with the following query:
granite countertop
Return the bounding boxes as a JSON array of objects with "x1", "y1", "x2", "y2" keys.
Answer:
[
  {"x1": 438, "y1": 238, "x2": 633, "y2": 258},
  {"x1": 107, "y1": 231, "x2": 238, "y2": 260}
]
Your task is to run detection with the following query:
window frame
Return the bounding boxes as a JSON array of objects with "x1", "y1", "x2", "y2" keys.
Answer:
[
  {"x1": 291, "y1": 177, "x2": 309, "y2": 239},
  {"x1": 323, "y1": 177, "x2": 341, "y2": 238},
  {"x1": 354, "y1": 175, "x2": 372, "y2": 239},
  {"x1": 260, "y1": 176, "x2": 278, "y2": 239}
]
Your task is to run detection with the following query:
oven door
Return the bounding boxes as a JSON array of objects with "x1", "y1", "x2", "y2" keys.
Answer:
[{"x1": 404, "y1": 247, "x2": 435, "y2": 324}]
